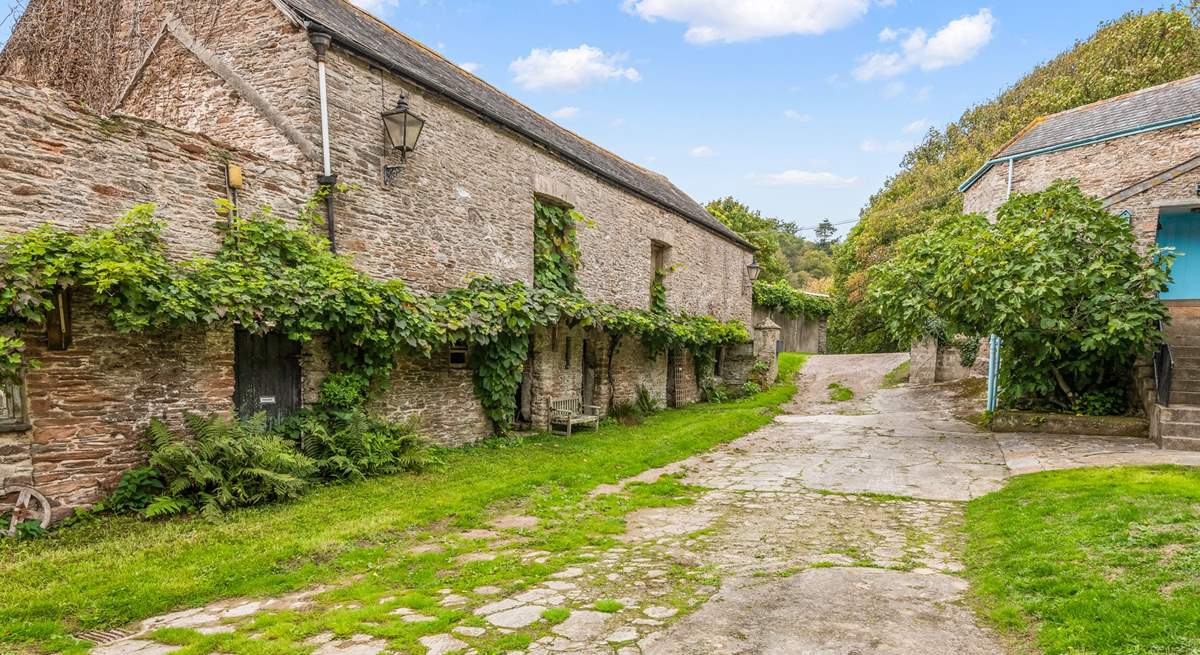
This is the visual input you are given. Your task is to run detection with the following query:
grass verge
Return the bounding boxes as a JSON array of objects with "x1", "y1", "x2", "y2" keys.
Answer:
[
  {"x1": 0, "y1": 353, "x2": 808, "y2": 653},
  {"x1": 881, "y1": 360, "x2": 910, "y2": 388},
  {"x1": 962, "y1": 466, "x2": 1200, "y2": 654},
  {"x1": 827, "y1": 382, "x2": 854, "y2": 402}
]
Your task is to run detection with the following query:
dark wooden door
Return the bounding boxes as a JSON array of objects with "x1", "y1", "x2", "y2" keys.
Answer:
[
  {"x1": 666, "y1": 349, "x2": 678, "y2": 408},
  {"x1": 234, "y1": 329, "x2": 301, "y2": 423}
]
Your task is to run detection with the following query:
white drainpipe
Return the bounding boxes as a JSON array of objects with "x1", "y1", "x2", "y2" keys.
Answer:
[{"x1": 308, "y1": 27, "x2": 337, "y2": 250}]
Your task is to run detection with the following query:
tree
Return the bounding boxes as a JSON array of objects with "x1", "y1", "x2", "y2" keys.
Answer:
[
  {"x1": 705, "y1": 197, "x2": 789, "y2": 283},
  {"x1": 869, "y1": 182, "x2": 1172, "y2": 412},
  {"x1": 831, "y1": 9, "x2": 1200, "y2": 353},
  {"x1": 814, "y1": 219, "x2": 837, "y2": 252}
]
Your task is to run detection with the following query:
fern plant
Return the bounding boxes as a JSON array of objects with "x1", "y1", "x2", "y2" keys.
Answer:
[
  {"x1": 282, "y1": 409, "x2": 437, "y2": 482},
  {"x1": 143, "y1": 413, "x2": 316, "y2": 519}
]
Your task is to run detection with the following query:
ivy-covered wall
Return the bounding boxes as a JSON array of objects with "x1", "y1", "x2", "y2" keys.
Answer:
[{"x1": 0, "y1": 0, "x2": 761, "y2": 512}]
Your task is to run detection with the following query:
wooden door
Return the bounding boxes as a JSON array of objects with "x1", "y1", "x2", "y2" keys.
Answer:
[
  {"x1": 666, "y1": 349, "x2": 678, "y2": 408},
  {"x1": 234, "y1": 329, "x2": 301, "y2": 423}
]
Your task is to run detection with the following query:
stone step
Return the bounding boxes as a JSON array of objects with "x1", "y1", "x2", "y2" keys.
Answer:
[
  {"x1": 1171, "y1": 367, "x2": 1200, "y2": 382},
  {"x1": 1170, "y1": 378, "x2": 1200, "y2": 393},
  {"x1": 1170, "y1": 345, "x2": 1200, "y2": 359},
  {"x1": 1164, "y1": 334, "x2": 1200, "y2": 347},
  {"x1": 1170, "y1": 390, "x2": 1200, "y2": 405},
  {"x1": 1170, "y1": 357, "x2": 1200, "y2": 371},
  {"x1": 1157, "y1": 423, "x2": 1200, "y2": 451},
  {"x1": 1160, "y1": 405, "x2": 1200, "y2": 424}
]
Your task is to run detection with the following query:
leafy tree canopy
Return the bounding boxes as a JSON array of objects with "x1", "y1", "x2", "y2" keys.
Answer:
[
  {"x1": 706, "y1": 197, "x2": 834, "y2": 290},
  {"x1": 869, "y1": 182, "x2": 1171, "y2": 412}
]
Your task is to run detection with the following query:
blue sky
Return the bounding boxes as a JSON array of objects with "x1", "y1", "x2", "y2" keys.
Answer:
[{"x1": 0, "y1": 1, "x2": 1164, "y2": 237}]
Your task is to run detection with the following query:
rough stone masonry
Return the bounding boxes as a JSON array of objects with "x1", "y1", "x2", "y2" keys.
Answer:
[{"x1": 0, "y1": 0, "x2": 771, "y2": 516}]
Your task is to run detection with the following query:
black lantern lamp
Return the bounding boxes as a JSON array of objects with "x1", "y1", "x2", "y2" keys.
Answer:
[
  {"x1": 747, "y1": 257, "x2": 762, "y2": 282},
  {"x1": 382, "y1": 95, "x2": 426, "y2": 184}
]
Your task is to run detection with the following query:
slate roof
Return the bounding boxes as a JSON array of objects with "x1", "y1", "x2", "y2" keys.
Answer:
[
  {"x1": 962, "y1": 73, "x2": 1200, "y2": 191},
  {"x1": 995, "y1": 74, "x2": 1200, "y2": 158},
  {"x1": 279, "y1": 0, "x2": 750, "y2": 249}
]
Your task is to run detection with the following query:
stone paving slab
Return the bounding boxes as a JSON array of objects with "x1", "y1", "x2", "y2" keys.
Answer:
[
  {"x1": 640, "y1": 568, "x2": 1003, "y2": 655},
  {"x1": 83, "y1": 353, "x2": 1200, "y2": 655}
]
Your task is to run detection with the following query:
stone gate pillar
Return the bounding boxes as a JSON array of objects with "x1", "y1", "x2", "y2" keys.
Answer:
[{"x1": 754, "y1": 318, "x2": 782, "y2": 384}]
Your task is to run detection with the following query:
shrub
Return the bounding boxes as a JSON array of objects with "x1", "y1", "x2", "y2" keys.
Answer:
[
  {"x1": 103, "y1": 466, "x2": 164, "y2": 514},
  {"x1": 635, "y1": 385, "x2": 661, "y2": 416},
  {"x1": 609, "y1": 401, "x2": 643, "y2": 426},
  {"x1": 870, "y1": 182, "x2": 1170, "y2": 412},
  {"x1": 281, "y1": 409, "x2": 437, "y2": 482},
  {"x1": 143, "y1": 413, "x2": 316, "y2": 520}
]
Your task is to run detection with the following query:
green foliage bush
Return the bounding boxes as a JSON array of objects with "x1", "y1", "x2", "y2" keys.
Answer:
[
  {"x1": 752, "y1": 280, "x2": 833, "y2": 318},
  {"x1": 103, "y1": 466, "x2": 165, "y2": 514},
  {"x1": 282, "y1": 409, "x2": 436, "y2": 482},
  {"x1": 870, "y1": 182, "x2": 1171, "y2": 411},
  {"x1": 833, "y1": 9, "x2": 1200, "y2": 352},
  {"x1": 144, "y1": 413, "x2": 316, "y2": 520},
  {"x1": 0, "y1": 193, "x2": 750, "y2": 434},
  {"x1": 635, "y1": 385, "x2": 661, "y2": 416}
]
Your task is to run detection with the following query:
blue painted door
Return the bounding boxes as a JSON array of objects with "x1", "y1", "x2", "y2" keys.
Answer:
[{"x1": 1158, "y1": 211, "x2": 1200, "y2": 300}]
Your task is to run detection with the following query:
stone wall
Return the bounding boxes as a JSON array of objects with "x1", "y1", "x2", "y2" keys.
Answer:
[
  {"x1": 0, "y1": 0, "x2": 758, "y2": 511},
  {"x1": 752, "y1": 306, "x2": 826, "y2": 353},
  {"x1": 909, "y1": 338, "x2": 987, "y2": 385},
  {"x1": 0, "y1": 80, "x2": 305, "y2": 255},
  {"x1": 963, "y1": 121, "x2": 1200, "y2": 225},
  {"x1": 316, "y1": 47, "x2": 754, "y2": 318},
  {"x1": 17, "y1": 298, "x2": 235, "y2": 519}
]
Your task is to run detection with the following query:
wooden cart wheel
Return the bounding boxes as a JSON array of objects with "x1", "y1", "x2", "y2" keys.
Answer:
[{"x1": 2, "y1": 486, "x2": 52, "y2": 538}]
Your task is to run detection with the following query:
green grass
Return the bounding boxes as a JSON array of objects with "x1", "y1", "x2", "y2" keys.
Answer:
[
  {"x1": 827, "y1": 382, "x2": 854, "y2": 402},
  {"x1": 881, "y1": 360, "x2": 910, "y2": 389},
  {"x1": 0, "y1": 353, "x2": 809, "y2": 653},
  {"x1": 591, "y1": 599, "x2": 623, "y2": 613},
  {"x1": 963, "y1": 466, "x2": 1200, "y2": 655},
  {"x1": 540, "y1": 608, "x2": 570, "y2": 625}
]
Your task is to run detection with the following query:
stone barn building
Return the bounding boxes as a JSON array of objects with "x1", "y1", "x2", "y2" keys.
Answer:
[
  {"x1": 0, "y1": 0, "x2": 770, "y2": 515},
  {"x1": 960, "y1": 73, "x2": 1200, "y2": 450}
]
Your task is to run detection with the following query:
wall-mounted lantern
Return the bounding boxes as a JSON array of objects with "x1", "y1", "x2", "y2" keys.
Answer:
[
  {"x1": 747, "y1": 257, "x2": 762, "y2": 282},
  {"x1": 382, "y1": 95, "x2": 426, "y2": 185}
]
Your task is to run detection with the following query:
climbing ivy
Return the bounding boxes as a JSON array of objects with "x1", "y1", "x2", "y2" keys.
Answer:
[
  {"x1": 752, "y1": 279, "x2": 833, "y2": 318},
  {"x1": 650, "y1": 268, "x2": 669, "y2": 315},
  {"x1": 0, "y1": 194, "x2": 750, "y2": 432},
  {"x1": 533, "y1": 200, "x2": 586, "y2": 293}
]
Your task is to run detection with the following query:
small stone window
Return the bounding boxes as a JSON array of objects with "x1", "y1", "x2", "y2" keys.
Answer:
[
  {"x1": 714, "y1": 347, "x2": 725, "y2": 378},
  {"x1": 448, "y1": 346, "x2": 468, "y2": 369},
  {"x1": 564, "y1": 337, "x2": 573, "y2": 370},
  {"x1": 0, "y1": 380, "x2": 28, "y2": 431}
]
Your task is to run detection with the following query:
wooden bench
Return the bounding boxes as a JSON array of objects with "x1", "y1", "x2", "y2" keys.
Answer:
[{"x1": 548, "y1": 397, "x2": 601, "y2": 436}]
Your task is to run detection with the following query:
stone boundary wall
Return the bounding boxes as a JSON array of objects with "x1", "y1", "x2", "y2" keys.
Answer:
[
  {"x1": 752, "y1": 306, "x2": 826, "y2": 353},
  {"x1": 909, "y1": 338, "x2": 987, "y2": 385}
]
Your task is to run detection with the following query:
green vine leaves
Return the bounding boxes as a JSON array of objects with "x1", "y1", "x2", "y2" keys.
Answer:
[{"x1": 0, "y1": 194, "x2": 750, "y2": 431}]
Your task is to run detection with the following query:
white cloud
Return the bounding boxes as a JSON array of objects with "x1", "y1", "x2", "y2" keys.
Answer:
[
  {"x1": 878, "y1": 26, "x2": 899, "y2": 42},
  {"x1": 903, "y1": 118, "x2": 931, "y2": 134},
  {"x1": 783, "y1": 109, "x2": 812, "y2": 122},
  {"x1": 551, "y1": 106, "x2": 580, "y2": 119},
  {"x1": 854, "y1": 9, "x2": 994, "y2": 81},
  {"x1": 883, "y1": 81, "x2": 905, "y2": 97},
  {"x1": 915, "y1": 85, "x2": 933, "y2": 101},
  {"x1": 750, "y1": 169, "x2": 858, "y2": 188},
  {"x1": 690, "y1": 145, "x2": 717, "y2": 158},
  {"x1": 510, "y1": 45, "x2": 641, "y2": 91},
  {"x1": 859, "y1": 139, "x2": 911, "y2": 154},
  {"x1": 349, "y1": 0, "x2": 396, "y2": 12},
  {"x1": 459, "y1": 62, "x2": 481, "y2": 74},
  {"x1": 622, "y1": 0, "x2": 870, "y2": 44}
]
